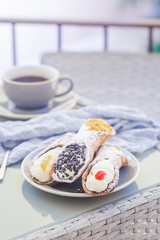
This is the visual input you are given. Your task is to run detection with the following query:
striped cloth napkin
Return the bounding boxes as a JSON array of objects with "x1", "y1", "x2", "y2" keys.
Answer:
[{"x1": 0, "y1": 105, "x2": 160, "y2": 167}]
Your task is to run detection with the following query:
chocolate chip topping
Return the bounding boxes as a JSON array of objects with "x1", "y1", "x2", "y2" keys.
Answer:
[{"x1": 55, "y1": 143, "x2": 87, "y2": 180}]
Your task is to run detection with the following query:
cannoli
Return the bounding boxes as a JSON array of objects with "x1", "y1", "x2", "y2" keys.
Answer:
[
  {"x1": 82, "y1": 145, "x2": 128, "y2": 196},
  {"x1": 29, "y1": 133, "x2": 73, "y2": 185},
  {"x1": 52, "y1": 119, "x2": 116, "y2": 183}
]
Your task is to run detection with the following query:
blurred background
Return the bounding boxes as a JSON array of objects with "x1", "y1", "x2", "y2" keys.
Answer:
[{"x1": 1, "y1": 0, "x2": 160, "y2": 76}]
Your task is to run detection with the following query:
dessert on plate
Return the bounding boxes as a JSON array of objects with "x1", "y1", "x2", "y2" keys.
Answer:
[
  {"x1": 82, "y1": 145, "x2": 128, "y2": 196},
  {"x1": 29, "y1": 133, "x2": 73, "y2": 185},
  {"x1": 51, "y1": 119, "x2": 116, "y2": 183},
  {"x1": 28, "y1": 118, "x2": 129, "y2": 196}
]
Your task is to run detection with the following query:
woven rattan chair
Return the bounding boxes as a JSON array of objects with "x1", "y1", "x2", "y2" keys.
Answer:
[
  {"x1": 42, "y1": 52, "x2": 160, "y2": 123},
  {"x1": 20, "y1": 185, "x2": 160, "y2": 239}
]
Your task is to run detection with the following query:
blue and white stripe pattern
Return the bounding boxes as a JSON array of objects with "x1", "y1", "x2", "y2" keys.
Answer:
[{"x1": 0, "y1": 105, "x2": 160, "y2": 166}]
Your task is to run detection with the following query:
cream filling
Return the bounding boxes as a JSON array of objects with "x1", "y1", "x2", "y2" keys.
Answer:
[
  {"x1": 86, "y1": 160, "x2": 114, "y2": 193},
  {"x1": 30, "y1": 147, "x2": 61, "y2": 182}
]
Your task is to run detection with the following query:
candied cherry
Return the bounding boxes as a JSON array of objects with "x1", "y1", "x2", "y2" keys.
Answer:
[{"x1": 95, "y1": 171, "x2": 106, "y2": 180}]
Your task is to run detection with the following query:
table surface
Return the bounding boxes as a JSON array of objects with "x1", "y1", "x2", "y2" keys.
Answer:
[
  {"x1": 1, "y1": 52, "x2": 160, "y2": 240},
  {"x1": 0, "y1": 148, "x2": 160, "y2": 240}
]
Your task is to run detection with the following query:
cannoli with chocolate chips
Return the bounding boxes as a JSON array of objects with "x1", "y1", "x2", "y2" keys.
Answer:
[
  {"x1": 29, "y1": 133, "x2": 73, "y2": 185},
  {"x1": 82, "y1": 145, "x2": 128, "y2": 196},
  {"x1": 52, "y1": 119, "x2": 116, "y2": 183}
]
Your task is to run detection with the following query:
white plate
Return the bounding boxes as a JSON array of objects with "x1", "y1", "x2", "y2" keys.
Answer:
[
  {"x1": 0, "y1": 85, "x2": 77, "y2": 120},
  {"x1": 21, "y1": 144, "x2": 140, "y2": 198}
]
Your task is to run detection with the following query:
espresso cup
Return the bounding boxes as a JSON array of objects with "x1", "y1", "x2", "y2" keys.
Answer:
[{"x1": 2, "y1": 64, "x2": 73, "y2": 109}]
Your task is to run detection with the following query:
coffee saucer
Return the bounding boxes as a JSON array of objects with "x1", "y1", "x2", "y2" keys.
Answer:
[{"x1": 0, "y1": 85, "x2": 77, "y2": 120}]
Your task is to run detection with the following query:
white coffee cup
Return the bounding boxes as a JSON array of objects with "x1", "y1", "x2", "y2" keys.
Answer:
[{"x1": 2, "y1": 64, "x2": 73, "y2": 109}]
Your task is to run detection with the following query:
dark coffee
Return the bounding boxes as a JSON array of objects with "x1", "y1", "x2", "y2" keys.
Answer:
[{"x1": 12, "y1": 76, "x2": 47, "y2": 83}]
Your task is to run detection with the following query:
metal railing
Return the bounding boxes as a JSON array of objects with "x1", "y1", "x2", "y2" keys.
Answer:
[{"x1": 0, "y1": 18, "x2": 160, "y2": 65}]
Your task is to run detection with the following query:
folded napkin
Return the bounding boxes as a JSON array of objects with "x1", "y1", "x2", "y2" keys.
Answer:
[{"x1": 0, "y1": 105, "x2": 160, "y2": 167}]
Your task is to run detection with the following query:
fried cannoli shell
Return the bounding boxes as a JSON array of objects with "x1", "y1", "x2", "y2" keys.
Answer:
[
  {"x1": 29, "y1": 133, "x2": 73, "y2": 185},
  {"x1": 38, "y1": 133, "x2": 74, "y2": 158},
  {"x1": 82, "y1": 145, "x2": 128, "y2": 196},
  {"x1": 52, "y1": 121, "x2": 116, "y2": 183}
]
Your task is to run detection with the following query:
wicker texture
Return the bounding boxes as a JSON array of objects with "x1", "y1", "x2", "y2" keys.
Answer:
[
  {"x1": 42, "y1": 52, "x2": 160, "y2": 124},
  {"x1": 20, "y1": 185, "x2": 160, "y2": 240}
]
